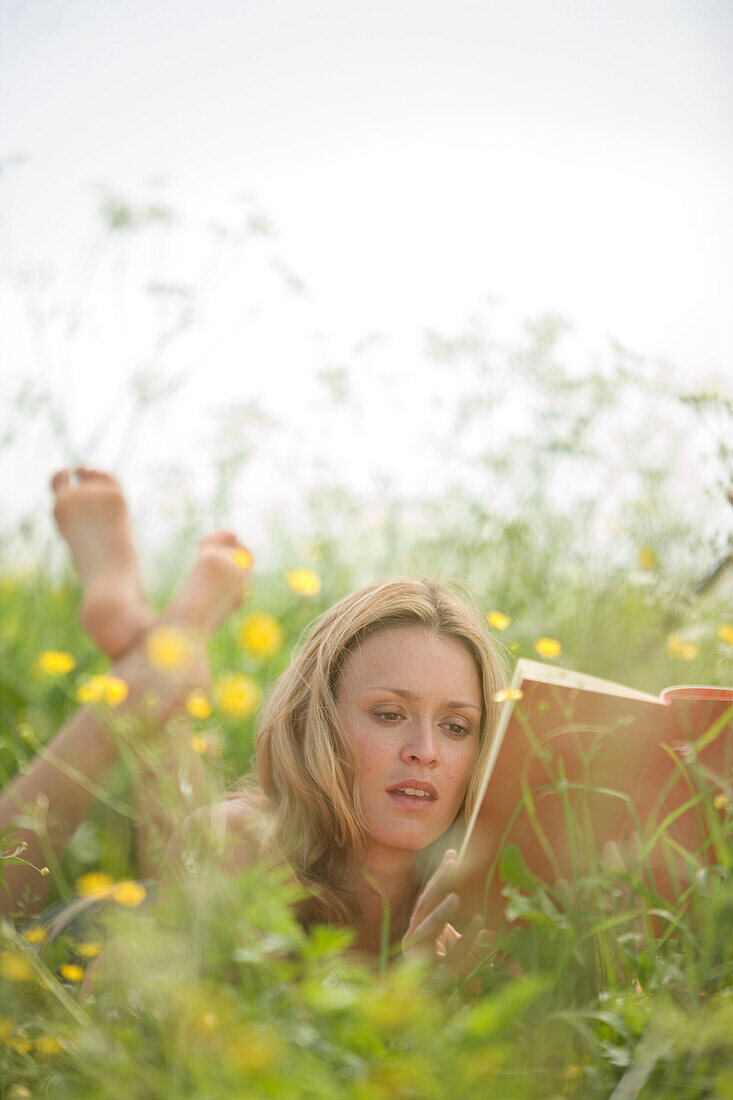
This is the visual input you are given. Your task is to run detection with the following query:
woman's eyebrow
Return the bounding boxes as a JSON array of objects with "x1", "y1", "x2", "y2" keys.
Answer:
[{"x1": 365, "y1": 686, "x2": 481, "y2": 711}]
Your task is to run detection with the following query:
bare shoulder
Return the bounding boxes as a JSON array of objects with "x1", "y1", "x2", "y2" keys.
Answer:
[
  {"x1": 168, "y1": 798, "x2": 262, "y2": 875},
  {"x1": 215, "y1": 798, "x2": 261, "y2": 840}
]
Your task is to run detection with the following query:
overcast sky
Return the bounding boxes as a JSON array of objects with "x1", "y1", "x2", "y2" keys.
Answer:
[{"x1": 1, "y1": 0, "x2": 731, "y2": 555}]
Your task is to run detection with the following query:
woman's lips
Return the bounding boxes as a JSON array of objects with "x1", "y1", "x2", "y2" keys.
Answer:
[
  {"x1": 387, "y1": 779, "x2": 438, "y2": 796},
  {"x1": 387, "y1": 790, "x2": 436, "y2": 808}
]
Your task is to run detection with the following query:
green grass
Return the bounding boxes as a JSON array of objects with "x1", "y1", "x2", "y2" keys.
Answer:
[
  {"x1": 0, "y1": 359, "x2": 731, "y2": 1096},
  {"x1": 0, "y1": 504, "x2": 732, "y2": 1097}
]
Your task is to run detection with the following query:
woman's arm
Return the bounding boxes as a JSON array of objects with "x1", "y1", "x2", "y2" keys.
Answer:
[
  {"x1": 162, "y1": 799, "x2": 260, "y2": 888},
  {"x1": 0, "y1": 643, "x2": 201, "y2": 919},
  {"x1": 127, "y1": 715, "x2": 209, "y2": 881}
]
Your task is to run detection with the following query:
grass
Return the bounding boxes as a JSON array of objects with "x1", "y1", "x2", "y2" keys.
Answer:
[
  {"x1": 0, "y1": 507, "x2": 731, "y2": 1097},
  {"x1": 0, "y1": 301, "x2": 731, "y2": 1094}
]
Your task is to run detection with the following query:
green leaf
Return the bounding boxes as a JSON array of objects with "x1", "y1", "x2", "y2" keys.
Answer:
[
  {"x1": 460, "y1": 974, "x2": 549, "y2": 1037},
  {"x1": 499, "y1": 843, "x2": 537, "y2": 893}
]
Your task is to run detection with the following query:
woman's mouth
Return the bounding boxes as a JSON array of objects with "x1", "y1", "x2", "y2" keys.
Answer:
[{"x1": 386, "y1": 781, "x2": 438, "y2": 807}]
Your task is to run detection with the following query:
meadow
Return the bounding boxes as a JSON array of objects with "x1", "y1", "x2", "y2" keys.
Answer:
[{"x1": 1, "y1": 294, "x2": 733, "y2": 1097}]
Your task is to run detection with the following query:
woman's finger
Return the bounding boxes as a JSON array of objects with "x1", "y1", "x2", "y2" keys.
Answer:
[
  {"x1": 404, "y1": 892, "x2": 459, "y2": 954},
  {"x1": 408, "y1": 849, "x2": 459, "y2": 930},
  {"x1": 441, "y1": 913, "x2": 486, "y2": 977},
  {"x1": 435, "y1": 921, "x2": 461, "y2": 958}
]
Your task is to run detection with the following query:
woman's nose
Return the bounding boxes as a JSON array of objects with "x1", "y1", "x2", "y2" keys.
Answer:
[{"x1": 400, "y1": 721, "x2": 439, "y2": 766}]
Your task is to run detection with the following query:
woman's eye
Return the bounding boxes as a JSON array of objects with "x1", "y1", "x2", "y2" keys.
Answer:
[
  {"x1": 445, "y1": 723, "x2": 470, "y2": 736},
  {"x1": 374, "y1": 712, "x2": 470, "y2": 736}
]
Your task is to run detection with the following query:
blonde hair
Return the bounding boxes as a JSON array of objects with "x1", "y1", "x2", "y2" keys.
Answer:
[{"x1": 237, "y1": 578, "x2": 506, "y2": 930}]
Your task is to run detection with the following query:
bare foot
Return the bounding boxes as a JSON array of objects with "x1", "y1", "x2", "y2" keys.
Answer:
[
  {"x1": 156, "y1": 529, "x2": 252, "y2": 638},
  {"x1": 52, "y1": 468, "x2": 153, "y2": 659},
  {"x1": 126, "y1": 530, "x2": 253, "y2": 713}
]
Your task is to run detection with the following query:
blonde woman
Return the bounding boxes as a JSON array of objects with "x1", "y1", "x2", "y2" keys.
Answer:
[{"x1": 0, "y1": 470, "x2": 505, "y2": 975}]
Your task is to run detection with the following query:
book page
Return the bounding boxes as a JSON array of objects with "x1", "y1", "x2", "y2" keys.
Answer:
[
  {"x1": 458, "y1": 659, "x2": 661, "y2": 861},
  {"x1": 514, "y1": 659, "x2": 663, "y2": 703}
]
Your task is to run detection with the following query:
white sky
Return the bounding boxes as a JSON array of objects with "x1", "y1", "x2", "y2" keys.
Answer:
[{"x1": 1, "y1": 0, "x2": 732, "y2": 559}]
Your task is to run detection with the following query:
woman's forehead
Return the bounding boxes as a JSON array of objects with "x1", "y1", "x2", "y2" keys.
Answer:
[{"x1": 338, "y1": 625, "x2": 481, "y2": 698}]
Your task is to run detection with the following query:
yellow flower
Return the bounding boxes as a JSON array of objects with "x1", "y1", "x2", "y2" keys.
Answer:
[
  {"x1": 35, "y1": 1035, "x2": 63, "y2": 1055},
  {"x1": 535, "y1": 637, "x2": 562, "y2": 659},
  {"x1": 76, "y1": 678, "x2": 103, "y2": 704},
  {"x1": 713, "y1": 792, "x2": 729, "y2": 812},
  {"x1": 75, "y1": 871, "x2": 114, "y2": 898},
  {"x1": 191, "y1": 733, "x2": 208, "y2": 755},
  {"x1": 494, "y1": 687, "x2": 524, "y2": 702},
  {"x1": 0, "y1": 952, "x2": 34, "y2": 982},
  {"x1": 75, "y1": 942, "x2": 102, "y2": 958},
  {"x1": 238, "y1": 612, "x2": 285, "y2": 658},
  {"x1": 7, "y1": 1085, "x2": 32, "y2": 1099},
  {"x1": 185, "y1": 690, "x2": 212, "y2": 719},
  {"x1": 226, "y1": 1025, "x2": 281, "y2": 1073},
  {"x1": 190, "y1": 733, "x2": 223, "y2": 757},
  {"x1": 666, "y1": 633, "x2": 699, "y2": 661},
  {"x1": 561, "y1": 1064, "x2": 584, "y2": 1094},
  {"x1": 76, "y1": 674, "x2": 128, "y2": 707},
  {"x1": 145, "y1": 626, "x2": 195, "y2": 672},
  {"x1": 34, "y1": 649, "x2": 76, "y2": 676},
  {"x1": 718, "y1": 624, "x2": 733, "y2": 648},
  {"x1": 103, "y1": 675, "x2": 129, "y2": 706},
  {"x1": 637, "y1": 546, "x2": 658, "y2": 571},
  {"x1": 60, "y1": 963, "x2": 84, "y2": 982},
  {"x1": 5, "y1": 1031, "x2": 32, "y2": 1054},
  {"x1": 215, "y1": 673, "x2": 261, "y2": 717},
  {"x1": 286, "y1": 568, "x2": 321, "y2": 596},
  {"x1": 22, "y1": 925, "x2": 47, "y2": 945},
  {"x1": 231, "y1": 547, "x2": 254, "y2": 570},
  {"x1": 487, "y1": 611, "x2": 511, "y2": 631},
  {"x1": 111, "y1": 881, "x2": 147, "y2": 908}
]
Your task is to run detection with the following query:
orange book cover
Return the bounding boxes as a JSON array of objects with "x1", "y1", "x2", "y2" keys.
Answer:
[{"x1": 456, "y1": 660, "x2": 733, "y2": 929}]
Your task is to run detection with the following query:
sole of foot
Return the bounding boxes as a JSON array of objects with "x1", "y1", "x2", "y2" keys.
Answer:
[{"x1": 52, "y1": 468, "x2": 154, "y2": 660}]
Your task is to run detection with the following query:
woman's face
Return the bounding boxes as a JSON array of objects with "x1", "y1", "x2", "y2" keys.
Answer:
[{"x1": 335, "y1": 626, "x2": 483, "y2": 858}]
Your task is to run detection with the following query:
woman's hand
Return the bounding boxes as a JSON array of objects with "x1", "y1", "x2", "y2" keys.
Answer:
[{"x1": 402, "y1": 849, "x2": 493, "y2": 990}]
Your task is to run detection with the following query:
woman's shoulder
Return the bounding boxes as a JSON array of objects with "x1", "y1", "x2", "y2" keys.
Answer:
[
  {"x1": 210, "y1": 793, "x2": 261, "y2": 830},
  {"x1": 169, "y1": 793, "x2": 265, "y2": 875}
]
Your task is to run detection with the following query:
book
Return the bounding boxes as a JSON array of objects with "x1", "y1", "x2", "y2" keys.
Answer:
[{"x1": 455, "y1": 660, "x2": 733, "y2": 929}]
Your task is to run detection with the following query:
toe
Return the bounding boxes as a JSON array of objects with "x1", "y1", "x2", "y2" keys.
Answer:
[
  {"x1": 95, "y1": 470, "x2": 119, "y2": 486},
  {"x1": 205, "y1": 530, "x2": 239, "y2": 547},
  {"x1": 51, "y1": 470, "x2": 71, "y2": 495},
  {"x1": 76, "y1": 467, "x2": 120, "y2": 488}
]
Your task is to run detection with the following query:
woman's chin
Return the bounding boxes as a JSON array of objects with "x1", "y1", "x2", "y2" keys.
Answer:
[{"x1": 364, "y1": 825, "x2": 448, "y2": 855}]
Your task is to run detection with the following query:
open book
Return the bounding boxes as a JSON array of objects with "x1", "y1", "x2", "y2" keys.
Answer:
[{"x1": 455, "y1": 660, "x2": 733, "y2": 929}]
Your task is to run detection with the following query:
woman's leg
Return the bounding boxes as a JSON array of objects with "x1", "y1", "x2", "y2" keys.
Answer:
[
  {"x1": 0, "y1": 527, "x2": 252, "y2": 919},
  {"x1": 51, "y1": 468, "x2": 235, "y2": 878},
  {"x1": 128, "y1": 530, "x2": 249, "y2": 879}
]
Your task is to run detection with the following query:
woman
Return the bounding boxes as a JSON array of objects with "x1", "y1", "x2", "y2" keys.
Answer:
[{"x1": 0, "y1": 470, "x2": 505, "y2": 974}]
